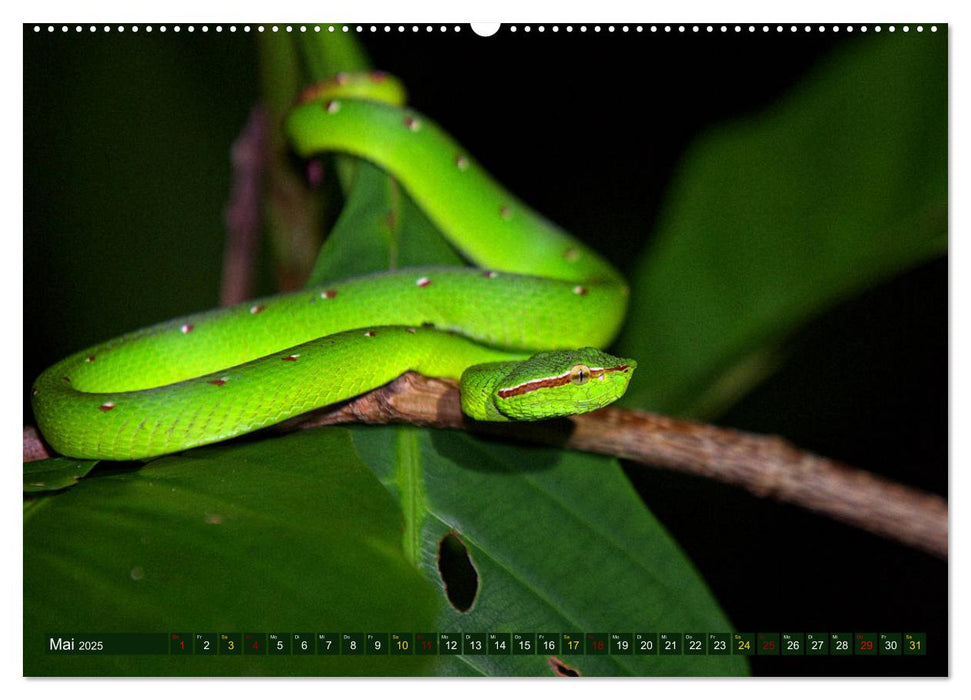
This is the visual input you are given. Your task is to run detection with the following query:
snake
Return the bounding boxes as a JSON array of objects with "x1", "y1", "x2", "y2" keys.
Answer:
[{"x1": 31, "y1": 71, "x2": 636, "y2": 461}]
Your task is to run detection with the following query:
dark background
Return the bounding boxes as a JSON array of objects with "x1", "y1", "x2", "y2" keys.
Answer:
[{"x1": 23, "y1": 23, "x2": 947, "y2": 676}]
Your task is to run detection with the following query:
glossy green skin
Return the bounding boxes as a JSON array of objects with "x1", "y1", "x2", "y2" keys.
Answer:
[{"x1": 31, "y1": 73, "x2": 635, "y2": 460}]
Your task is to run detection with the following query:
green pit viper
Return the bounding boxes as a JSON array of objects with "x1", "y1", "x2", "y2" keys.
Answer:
[{"x1": 31, "y1": 71, "x2": 636, "y2": 461}]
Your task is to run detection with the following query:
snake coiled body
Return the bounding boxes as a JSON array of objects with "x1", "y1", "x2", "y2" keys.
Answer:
[{"x1": 31, "y1": 72, "x2": 635, "y2": 460}]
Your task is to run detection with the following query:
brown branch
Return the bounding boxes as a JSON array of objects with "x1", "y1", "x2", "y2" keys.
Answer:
[
  {"x1": 220, "y1": 106, "x2": 267, "y2": 306},
  {"x1": 23, "y1": 426, "x2": 52, "y2": 462},
  {"x1": 280, "y1": 372, "x2": 948, "y2": 559},
  {"x1": 22, "y1": 372, "x2": 947, "y2": 559}
]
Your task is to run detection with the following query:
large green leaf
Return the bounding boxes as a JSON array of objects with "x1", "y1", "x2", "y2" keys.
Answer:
[
  {"x1": 351, "y1": 426, "x2": 746, "y2": 676},
  {"x1": 617, "y1": 36, "x2": 947, "y2": 417},
  {"x1": 23, "y1": 430, "x2": 439, "y2": 676}
]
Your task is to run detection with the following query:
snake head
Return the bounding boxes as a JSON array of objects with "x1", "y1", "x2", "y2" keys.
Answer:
[{"x1": 493, "y1": 348, "x2": 636, "y2": 421}]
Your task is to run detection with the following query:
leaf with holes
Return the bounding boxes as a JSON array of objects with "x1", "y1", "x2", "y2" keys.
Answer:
[
  {"x1": 351, "y1": 426, "x2": 747, "y2": 676},
  {"x1": 23, "y1": 429, "x2": 438, "y2": 676}
]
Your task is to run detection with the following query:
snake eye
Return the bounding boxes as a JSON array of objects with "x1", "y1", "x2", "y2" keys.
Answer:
[{"x1": 569, "y1": 364, "x2": 591, "y2": 385}]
